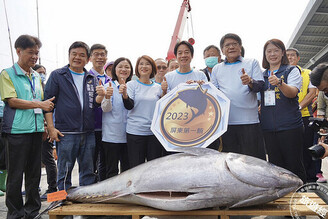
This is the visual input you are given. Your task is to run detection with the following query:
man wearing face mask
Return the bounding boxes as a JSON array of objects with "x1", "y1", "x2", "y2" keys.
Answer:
[
  {"x1": 201, "y1": 45, "x2": 222, "y2": 81},
  {"x1": 32, "y1": 64, "x2": 47, "y2": 88},
  {"x1": 198, "y1": 45, "x2": 223, "y2": 151}
]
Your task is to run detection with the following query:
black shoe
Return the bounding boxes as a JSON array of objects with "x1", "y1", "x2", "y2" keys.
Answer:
[{"x1": 40, "y1": 192, "x2": 48, "y2": 201}]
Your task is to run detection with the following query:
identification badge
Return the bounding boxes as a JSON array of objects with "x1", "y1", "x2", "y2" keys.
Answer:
[
  {"x1": 264, "y1": 90, "x2": 275, "y2": 106},
  {"x1": 33, "y1": 98, "x2": 43, "y2": 114},
  {"x1": 34, "y1": 108, "x2": 42, "y2": 114}
]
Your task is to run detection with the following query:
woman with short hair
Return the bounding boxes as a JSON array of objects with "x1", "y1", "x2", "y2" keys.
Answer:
[{"x1": 123, "y1": 55, "x2": 164, "y2": 168}]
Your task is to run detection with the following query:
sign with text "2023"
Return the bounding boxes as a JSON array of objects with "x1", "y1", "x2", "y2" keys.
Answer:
[{"x1": 151, "y1": 83, "x2": 230, "y2": 152}]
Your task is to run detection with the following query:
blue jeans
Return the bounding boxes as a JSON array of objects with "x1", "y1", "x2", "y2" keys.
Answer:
[{"x1": 57, "y1": 132, "x2": 96, "y2": 190}]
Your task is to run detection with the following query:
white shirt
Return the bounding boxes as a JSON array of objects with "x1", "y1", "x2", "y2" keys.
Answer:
[
  {"x1": 102, "y1": 80, "x2": 128, "y2": 143},
  {"x1": 211, "y1": 58, "x2": 264, "y2": 125},
  {"x1": 70, "y1": 69, "x2": 85, "y2": 109},
  {"x1": 126, "y1": 80, "x2": 162, "y2": 135},
  {"x1": 165, "y1": 69, "x2": 208, "y2": 92}
]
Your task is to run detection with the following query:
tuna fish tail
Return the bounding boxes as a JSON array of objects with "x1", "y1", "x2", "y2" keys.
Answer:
[{"x1": 33, "y1": 200, "x2": 65, "y2": 219}]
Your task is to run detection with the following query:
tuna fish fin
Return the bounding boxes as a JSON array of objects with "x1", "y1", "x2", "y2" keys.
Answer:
[
  {"x1": 33, "y1": 200, "x2": 65, "y2": 219},
  {"x1": 175, "y1": 147, "x2": 220, "y2": 156}
]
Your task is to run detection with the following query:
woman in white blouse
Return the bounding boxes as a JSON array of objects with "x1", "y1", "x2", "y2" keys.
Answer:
[{"x1": 101, "y1": 57, "x2": 133, "y2": 178}]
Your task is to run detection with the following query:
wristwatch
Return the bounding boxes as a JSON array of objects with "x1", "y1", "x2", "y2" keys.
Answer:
[{"x1": 277, "y1": 78, "x2": 283, "y2": 86}]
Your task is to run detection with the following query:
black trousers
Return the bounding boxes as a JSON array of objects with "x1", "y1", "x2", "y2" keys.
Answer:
[
  {"x1": 313, "y1": 133, "x2": 324, "y2": 175},
  {"x1": 41, "y1": 139, "x2": 57, "y2": 192},
  {"x1": 208, "y1": 138, "x2": 221, "y2": 151},
  {"x1": 263, "y1": 126, "x2": 307, "y2": 183},
  {"x1": 102, "y1": 142, "x2": 129, "y2": 179},
  {"x1": 94, "y1": 131, "x2": 106, "y2": 181},
  {"x1": 5, "y1": 133, "x2": 42, "y2": 219},
  {"x1": 221, "y1": 123, "x2": 266, "y2": 160},
  {"x1": 126, "y1": 133, "x2": 163, "y2": 169},
  {"x1": 302, "y1": 117, "x2": 317, "y2": 182}
]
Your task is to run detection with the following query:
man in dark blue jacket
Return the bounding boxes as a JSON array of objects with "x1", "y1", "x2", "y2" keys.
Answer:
[{"x1": 44, "y1": 41, "x2": 103, "y2": 191}]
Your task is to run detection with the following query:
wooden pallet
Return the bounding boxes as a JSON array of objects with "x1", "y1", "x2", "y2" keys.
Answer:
[{"x1": 48, "y1": 193, "x2": 327, "y2": 219}]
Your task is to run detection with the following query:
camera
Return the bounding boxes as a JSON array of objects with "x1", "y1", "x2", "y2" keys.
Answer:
[{"x1": 308, "y1": 117, "x2": 328, "y2": 160}]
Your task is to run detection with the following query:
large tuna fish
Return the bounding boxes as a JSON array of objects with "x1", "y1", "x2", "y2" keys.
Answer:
[{"x1": 66, "y1": 148, "x2": 302, "y2": 211}]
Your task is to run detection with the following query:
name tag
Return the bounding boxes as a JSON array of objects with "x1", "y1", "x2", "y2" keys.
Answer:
[
  {"x1": 264, "y1": 90, "x2": 275, "y2": 106},
  {"x1": 34, "y1": 108, "x2": 42, "y2": 114}
]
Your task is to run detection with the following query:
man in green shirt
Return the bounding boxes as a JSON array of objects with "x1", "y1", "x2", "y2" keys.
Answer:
[
  {"x1": 0, "y1": 95, "x2": 5, "y2": 197},
  {"x1": 0, "y1": 35, "x2": 54, "y2": 219}
]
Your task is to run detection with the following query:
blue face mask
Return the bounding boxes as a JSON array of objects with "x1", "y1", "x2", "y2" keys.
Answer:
[
  {"x1": 205, "y1": 57, "x2": 219, "y2": 68},
  {"x1": 40, "y1": 73, "x2": 46, "y2": 83}
]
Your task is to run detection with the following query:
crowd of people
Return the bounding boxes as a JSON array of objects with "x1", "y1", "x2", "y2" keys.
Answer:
[{"x1": 0, "y1": 33, "x2": 328, "y2": 218}]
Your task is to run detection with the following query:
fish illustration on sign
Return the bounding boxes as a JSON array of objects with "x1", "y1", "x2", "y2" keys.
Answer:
[{"x1": 177, "y1": 86, "x2": 208, "y2": 124}]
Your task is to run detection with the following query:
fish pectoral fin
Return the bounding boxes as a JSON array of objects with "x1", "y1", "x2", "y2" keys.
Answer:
[
  {"x1": 186, "y1": 190, "x2": 235, "y2": 207},
  {"x1": 186, "y1": 191, "x2": 218, "y2": 201},
  {"x1": 226, "y1": 153, "x2": 292, "y2": 188},
  {"x1": 187, "y1": 187, "x2": 229, "y2": 200}
]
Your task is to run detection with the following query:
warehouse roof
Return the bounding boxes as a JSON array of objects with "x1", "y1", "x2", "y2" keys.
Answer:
[{"x1": 287, "y1": 0, "x2": 328, "y2": 69}]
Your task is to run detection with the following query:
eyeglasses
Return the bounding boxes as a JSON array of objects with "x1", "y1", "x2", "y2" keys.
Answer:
[
  {"x1": 92, "y1": 52, "x2": 107, "y2": 58},
  {"x1": 157, "y1": 66, "x2": 167, "y2": 70},
  {"x1": 223, "y1": 42, "x2": 239, "y2": 49}
]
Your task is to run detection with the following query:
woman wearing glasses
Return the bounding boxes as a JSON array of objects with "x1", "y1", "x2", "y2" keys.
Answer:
[
  {"x1": 260, "y1": 38, "x2": 306, "y2": 183},
  {"x1": 101, "y1": 57, "x2": 133, "y2": 178}
]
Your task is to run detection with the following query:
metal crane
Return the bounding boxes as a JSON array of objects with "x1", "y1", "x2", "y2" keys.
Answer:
[{"x1": 166, "y1": 0, "x2": 194, "y2": 61}]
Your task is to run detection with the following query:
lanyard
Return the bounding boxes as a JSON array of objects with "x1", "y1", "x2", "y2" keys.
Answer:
[
  {"x1": 13, "y1": 65, "x2": 36, "y2": 98},
  {"x1": 97, "y1": 74, "x2": 111, "y2": 85},
  {"x1": 27, "y1": 75, "x2": 36, "y2": 98},
  {"x1": 97, "y1": 75, "x2": 105, "y2": 86},
  {"x1": 113, "y1": 80, "x2": 120, "y2": 89},
  {"x1": 267, "y1": 70, "x2": 278, "y2": 76}
]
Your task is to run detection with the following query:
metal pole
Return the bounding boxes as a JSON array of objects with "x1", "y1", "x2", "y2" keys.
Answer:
[
  {"x1": 3, "y1": 0, "x2": 14, "y2": 65},
  {"x1": 36, "y1": 0, "x2": 41, "y2": 64}
]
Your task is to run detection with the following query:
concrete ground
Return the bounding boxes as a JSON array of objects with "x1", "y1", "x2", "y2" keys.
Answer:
[{"x1": 0, "y1": 160, "x2": 327, "y2": 219}]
